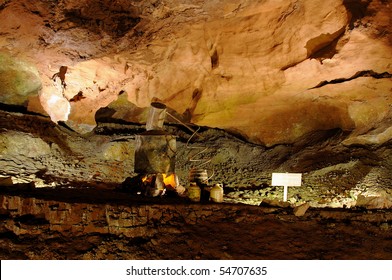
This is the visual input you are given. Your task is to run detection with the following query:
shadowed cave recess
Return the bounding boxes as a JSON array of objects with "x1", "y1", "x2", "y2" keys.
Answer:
[{"x1": 0, "y1": 0, "x2": 392, "y2": 259}]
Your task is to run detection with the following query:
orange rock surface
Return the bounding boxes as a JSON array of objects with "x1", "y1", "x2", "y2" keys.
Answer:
[{"x1": 0, "y1": 0, "x2": 391, "y2": 145}]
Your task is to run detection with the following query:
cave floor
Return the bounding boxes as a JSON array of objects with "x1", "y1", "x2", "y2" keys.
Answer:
[{"x1": 0, "y1": 186, "x2": 391, "y2": 260}]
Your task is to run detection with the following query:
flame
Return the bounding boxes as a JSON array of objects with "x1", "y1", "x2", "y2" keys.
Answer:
[
  {"x1": 141, "y1": 175, "x2": 152, "y2": 184},
  {"x1": 141, "y1": 174, "x2": 177, "y2": 187},
  {"x1": 163, "y1": 173, "x2": 177, "y2": 187}
]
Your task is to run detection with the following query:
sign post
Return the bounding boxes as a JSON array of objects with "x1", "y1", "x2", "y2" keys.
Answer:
[{"x1": 271, "y1": 173, "x2": 302, "y2": 202}]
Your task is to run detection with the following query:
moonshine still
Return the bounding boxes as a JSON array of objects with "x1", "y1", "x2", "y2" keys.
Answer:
[
  {"x1": 134, "y1": 102, "x2": 179, "y2": 197},
  {"x1": 133, "y1": 101, "x2": 221, "y2": 201}
]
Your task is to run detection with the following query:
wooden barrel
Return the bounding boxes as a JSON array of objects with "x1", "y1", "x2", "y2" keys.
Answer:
[{"x1": 189, "y1": 168, "x2": 209, "y2": 185}]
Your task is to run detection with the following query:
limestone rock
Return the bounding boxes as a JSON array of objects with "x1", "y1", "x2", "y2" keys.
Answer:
[
  {"x1": 95, "y1": 91, "x2": 148, "y2": 124},
  {"x1": 260, "y1": 199, "x2": 291, "y2": 208},
  {"x1": 356, "y1": 193, "x2": 392, "y2": 209},
  {"x1": 0, "y1": 176, "x2": 13, "y2": 187},
  {"x1": 0, "y1": 131, "x2": 51, "y2": 157},
  {"x1": 293, "y1": 202, "x2": 310, "y2": 217},
  {"x1": 0, "y1": 0, "x2": 390, "y2": 145},
  {"x1": 0, "y1": 52, "x2": 41, "y2": 105},
  {"x1": 101, "y1": 141, "x2": 134, "y2": 162}
]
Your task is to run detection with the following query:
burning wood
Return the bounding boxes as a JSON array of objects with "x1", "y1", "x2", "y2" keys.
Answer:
[{"x1": 139, "y1": 173, "x2": 185, "y2": 197}]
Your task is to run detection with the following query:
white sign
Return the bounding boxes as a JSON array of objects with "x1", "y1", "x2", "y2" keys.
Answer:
[
  {"x1": 271, "y1": 173, "x2": 302, "y2": 187},
  {"x1": 271, "y1": 173, "x2": 302, "y2": 201}
]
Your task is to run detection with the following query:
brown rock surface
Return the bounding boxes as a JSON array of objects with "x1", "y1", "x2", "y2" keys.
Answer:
[
  {"x1": 0, "y1": 0, "x2": 390, "y2": 144},
  {"x1": 0, "y1": 189, "x2": 392, "y2": 259}
]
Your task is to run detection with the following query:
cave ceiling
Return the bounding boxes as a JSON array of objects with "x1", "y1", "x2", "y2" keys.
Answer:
[{"x1": 0, "y1": 0, "x2": 391, "y2": 146}]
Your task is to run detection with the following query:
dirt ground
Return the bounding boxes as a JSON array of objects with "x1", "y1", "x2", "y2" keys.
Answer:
[
  {"x1": 0, "y1": 187, "x2": 391, "y2": 260},
  {"x1": 80, "y1": 208, "x2": 392, "y2": 260}
]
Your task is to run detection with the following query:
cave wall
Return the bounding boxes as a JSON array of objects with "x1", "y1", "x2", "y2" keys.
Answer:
[
  {"x1": 2, "y1": 1, "x2": 392, "y2": 262},
  {"x1": 0, "y1": 0, "x2": 391, "y2": 146}
]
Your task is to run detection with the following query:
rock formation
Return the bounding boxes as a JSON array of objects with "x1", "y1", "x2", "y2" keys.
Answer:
[
  {"x1": 0, "y1": 0, "x2": 390, "y2": 145},
  {"x1": 0, "y1": 0, "x2": 392, "y2": 260},
  {"x1": 1, "y1": 0, "x2": 392, "y2": 204}
]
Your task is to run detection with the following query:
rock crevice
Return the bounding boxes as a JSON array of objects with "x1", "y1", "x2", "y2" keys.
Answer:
[{"x1": 310, "y1": 70, "x2": 392, "y2": 89}]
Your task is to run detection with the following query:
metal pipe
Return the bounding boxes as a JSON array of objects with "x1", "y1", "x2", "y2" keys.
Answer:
[{"x1": 146, "y1": 102, "x2": 167, "y2": 131}]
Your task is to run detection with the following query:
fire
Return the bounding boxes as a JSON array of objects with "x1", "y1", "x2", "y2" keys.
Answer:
[
  {"x1": 163, "y1": 173, "x2": 177, "y2": 188},
  {"x1": 141, "y1": 173, "x2": 177, "y2": 188},
  {"x1": 141, "y1": 176, "x2": 150, "y2": 183},
  {"x1": 138, "y1": 173, "x2": 185, "y2": 197}
]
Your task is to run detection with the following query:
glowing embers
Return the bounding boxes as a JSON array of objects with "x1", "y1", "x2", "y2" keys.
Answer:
[{"x1": 140, "y1": 173, "x2": 183, "y2": 197}]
